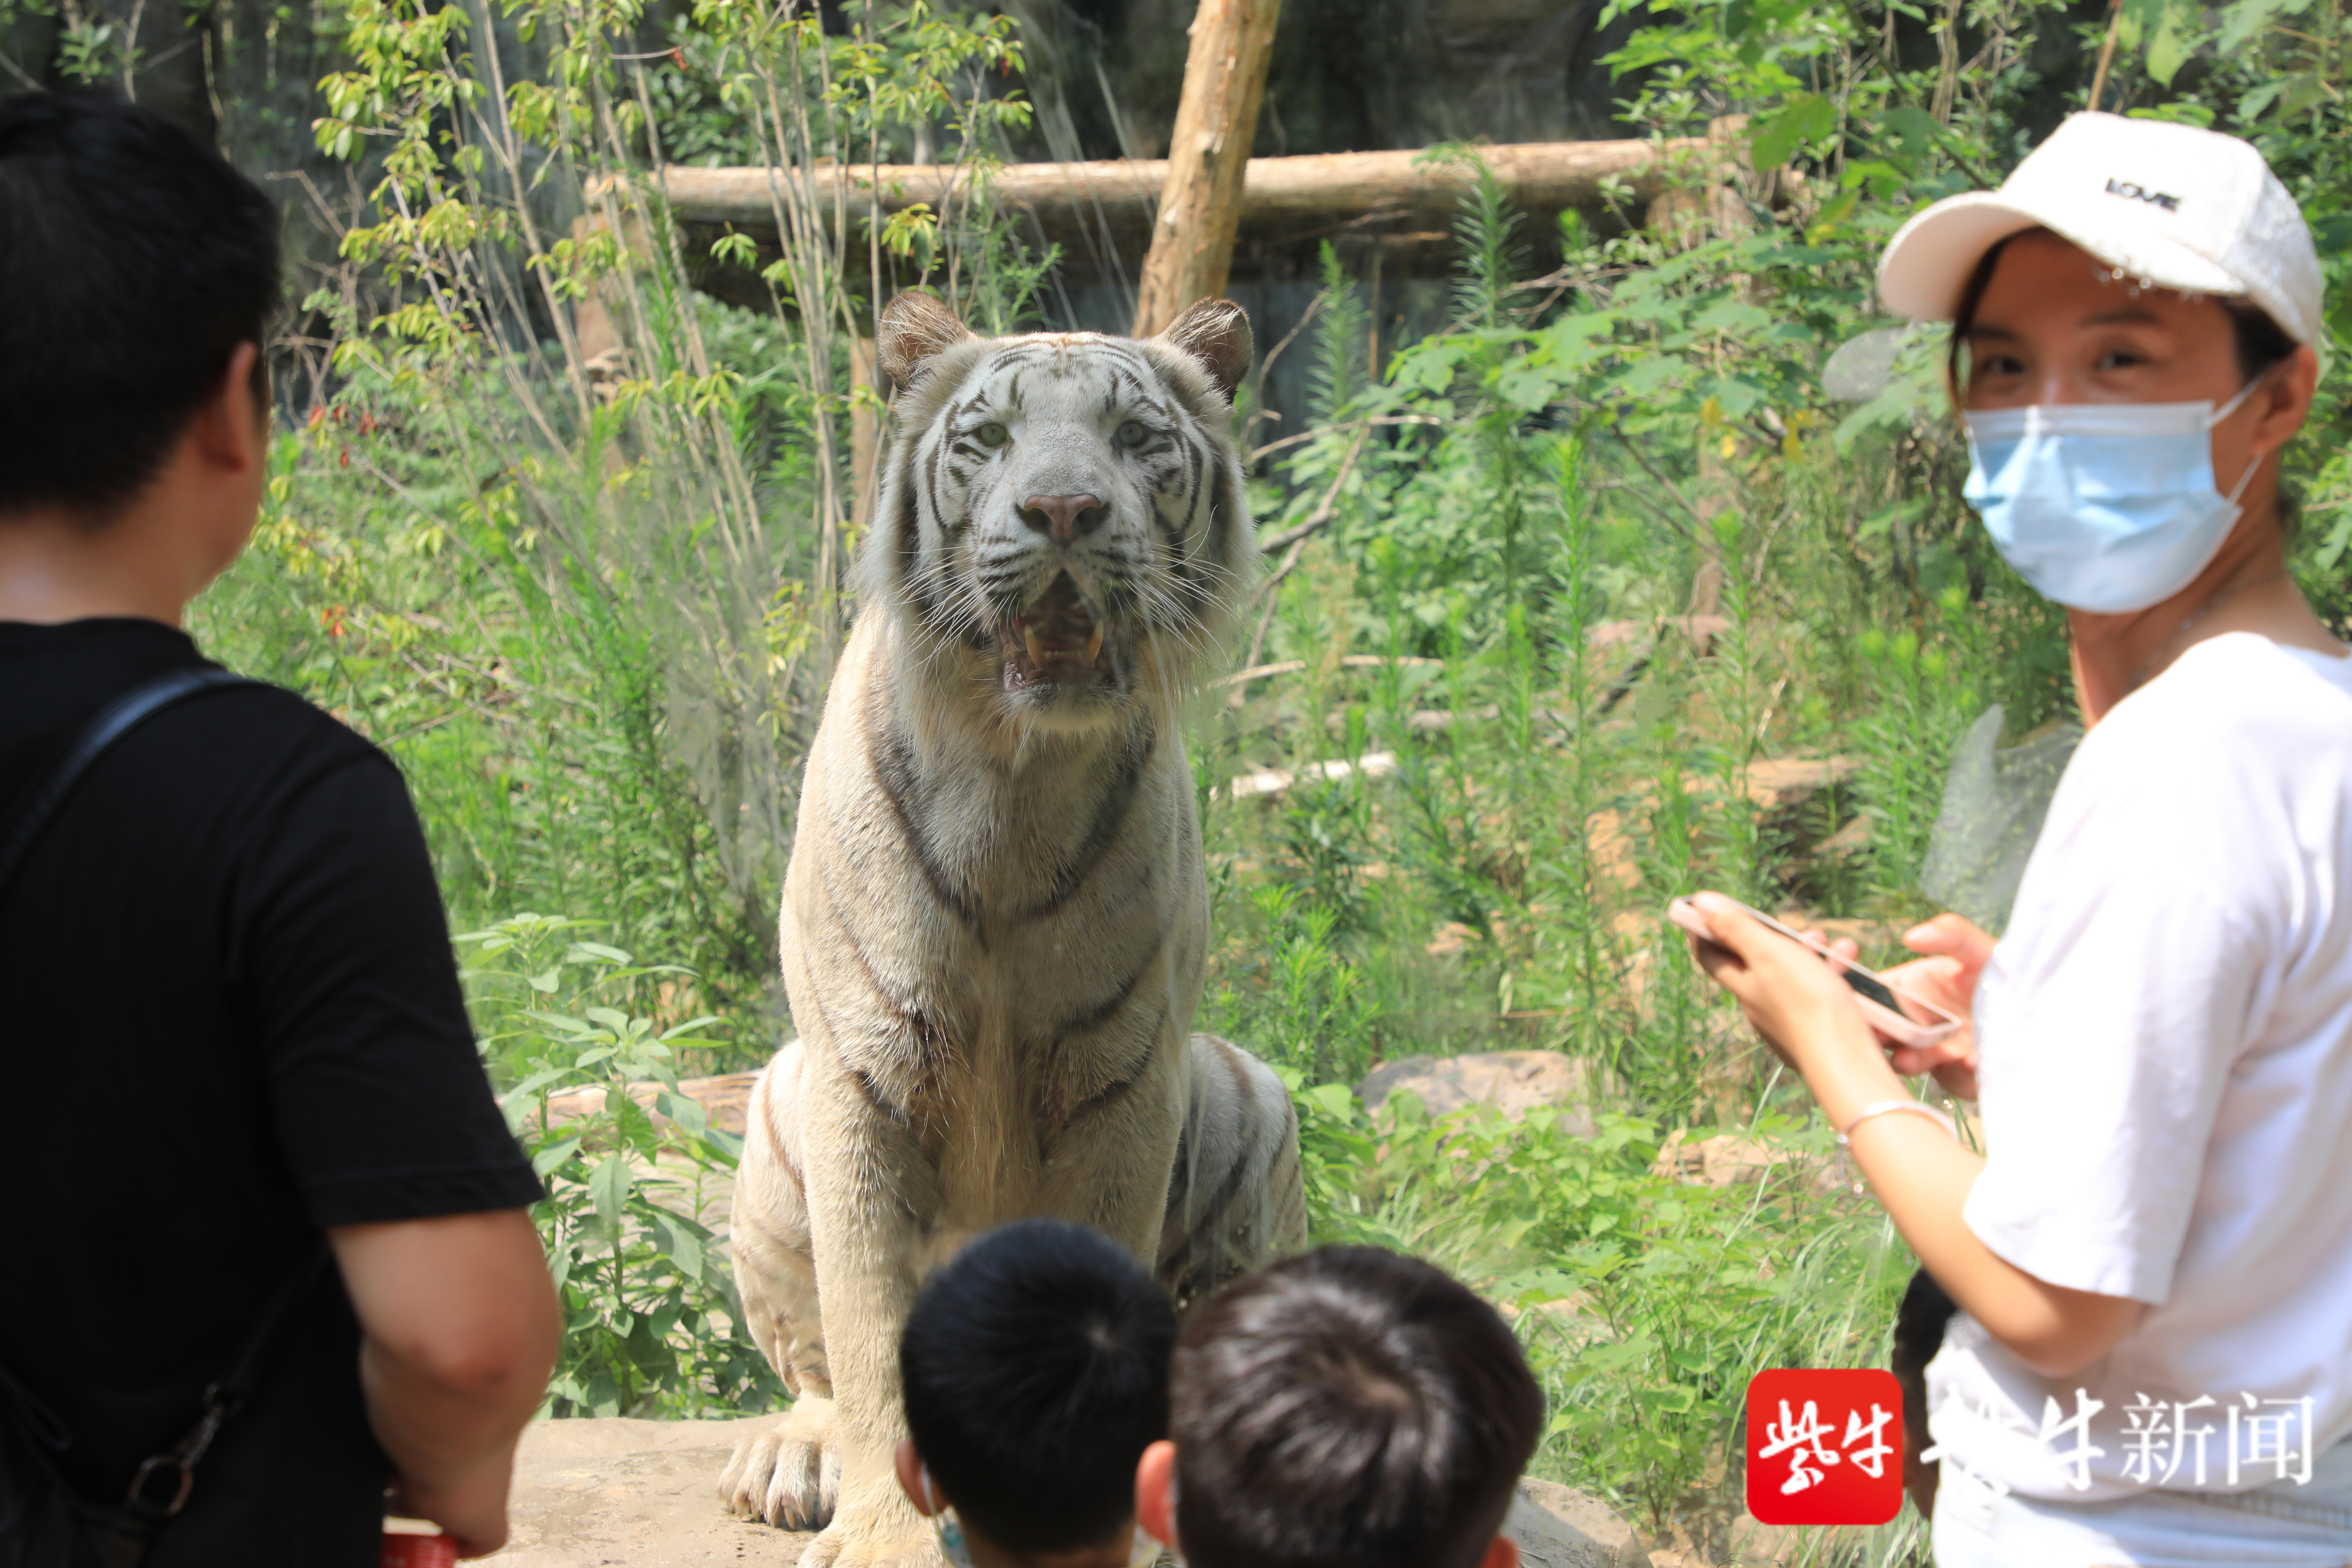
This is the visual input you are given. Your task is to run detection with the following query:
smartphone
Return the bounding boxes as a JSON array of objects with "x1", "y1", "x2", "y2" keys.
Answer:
[{"x1": 1666, "y1": 895, "x2": 1963, "y2": 1051}]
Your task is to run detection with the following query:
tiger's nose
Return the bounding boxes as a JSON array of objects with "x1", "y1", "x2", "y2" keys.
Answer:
[{"x1": 1021, "y1": 493, "x2": 1105, "y2": 545}]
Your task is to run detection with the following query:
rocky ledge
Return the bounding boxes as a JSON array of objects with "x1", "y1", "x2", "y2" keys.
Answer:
[{"x1": 484, "y1": 1416, "x2": 1650, "y2": 1567}]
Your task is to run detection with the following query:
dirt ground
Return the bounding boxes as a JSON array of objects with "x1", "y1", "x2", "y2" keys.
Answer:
[{"x1": 485, "y1": 1417, "x2": 1650, "y2": 1567}]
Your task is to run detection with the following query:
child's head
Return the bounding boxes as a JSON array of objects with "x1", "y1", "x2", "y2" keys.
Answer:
[
  {"x1": 897, "y1": 1218, "x2": 1176, "y2": 1568},
  {"x1": 1138, "y1": 1245, "x2": 1542, "y2": 1568}
]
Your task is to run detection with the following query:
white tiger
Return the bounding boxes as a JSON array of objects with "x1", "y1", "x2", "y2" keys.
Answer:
[{"x1": 718, "y1": 290, "x2": 1309, "y2": 1566}]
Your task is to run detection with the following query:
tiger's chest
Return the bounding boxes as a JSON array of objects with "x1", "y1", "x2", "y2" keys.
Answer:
[{"x1": 785, "y1": 623, "x2": 1209, "y2": 1079}]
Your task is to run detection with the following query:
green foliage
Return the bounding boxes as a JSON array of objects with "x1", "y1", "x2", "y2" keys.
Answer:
[
  {"x1": 461, "y1": 915, "x2": 785, "y2": 1417},
  {"x1": 1279, "y1": 1084, "x2": 1914, "y2": 1552}
]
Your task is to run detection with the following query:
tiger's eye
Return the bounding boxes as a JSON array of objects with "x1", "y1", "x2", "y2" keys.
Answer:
[
  {"x1": 976, "y1": 421, "x2": 1009, "y2": 448},
  {"x1": 1116, "y1": 420, "x2": 1149, "y2": 448}
]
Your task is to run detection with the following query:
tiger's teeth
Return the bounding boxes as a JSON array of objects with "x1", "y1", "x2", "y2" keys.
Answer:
[
  {"x1": 1024, "y1": 628, "x2": 1048, "y2": 668},
  {"x1": 1084, "y1": 623, "x2": 1105, "y2": 664}
]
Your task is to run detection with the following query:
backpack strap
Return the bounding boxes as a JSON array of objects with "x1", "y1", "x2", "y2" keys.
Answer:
[
  {"x1": 0, "y1": 663, "x2": 323, "y2": 1525},
  {"x1": 123, "y1": 1245, "x2": 331, "y2": 1520},
  {"x1": 0, "y1": 666, "x2": 256, "y2": 901}
]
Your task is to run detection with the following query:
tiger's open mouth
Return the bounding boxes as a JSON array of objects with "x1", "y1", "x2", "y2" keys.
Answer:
[{"x1": 1001, "y1": 573, "x2": 1116, "y2": 694}]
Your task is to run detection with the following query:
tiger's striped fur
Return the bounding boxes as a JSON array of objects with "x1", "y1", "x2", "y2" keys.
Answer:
[{"x1": 719, "y1": 293, "x2": 1307, "y2": 1567}]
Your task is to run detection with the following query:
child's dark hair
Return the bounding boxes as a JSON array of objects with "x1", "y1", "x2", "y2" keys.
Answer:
[
  {"x1": 901, "y1": 1219, "x2": 1176, "y2": 1555},
  {"x1": 1169, "y1": 1246, "x2": 1542, "y2": 1568},
  {"x1": 0, "y1": 91, "x2": 280, "y2": 519}
]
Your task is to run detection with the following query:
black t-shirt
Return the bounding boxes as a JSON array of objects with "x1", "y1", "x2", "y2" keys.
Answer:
[{"x1": 0, "y1": 619, "x2": 544, "y2": 1567}]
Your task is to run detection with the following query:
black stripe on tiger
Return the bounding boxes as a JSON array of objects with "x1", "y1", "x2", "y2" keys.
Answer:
[
  {"x1": 1184, "y1": 1037, "x2": 1268, "y2": 1236},
  {"x1": 1046, "y1": 924, "x2": 1165, "y2": 1042},
  {"x1": 922, "y1": 430, "x2": 952, "y2": 544},
  {"x1": 863, "y1": 686, "x2": 985, "y2": 941},
  {"x1": 811, "y1": 846, "x2": 961, "y2": 1085},
  {"x1": 1011, "y1": 714, "x2": 1156, "y2": 922},
  {"x1": 1050, "y1": 994, "x2": 1168, "y2": 1143},
  {"x1": 795, "y1": 983, "x2": 933, "y2": 1222}
]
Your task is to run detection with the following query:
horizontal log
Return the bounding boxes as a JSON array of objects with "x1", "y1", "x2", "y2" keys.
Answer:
[{"x1": 596, "y1": 136, "x2": 1729, "y2": 242}]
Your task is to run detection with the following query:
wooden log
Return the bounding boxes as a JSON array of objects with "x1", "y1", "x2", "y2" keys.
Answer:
[
  {"x1": 607, "y1": 136, "x2": 1723, "y2": 250},
  {"x1": 1132, "y1": 0, "x2": 1283, "y2": 338}
]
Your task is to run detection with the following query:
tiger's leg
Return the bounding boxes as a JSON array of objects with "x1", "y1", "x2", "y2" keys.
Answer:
[
  {"x1": 1156, "y1": 1032, "x2": 1309, "y2": 1314},
  {"x1": 719, "y1": 1042, "x2": 843, "y2": 1530}
]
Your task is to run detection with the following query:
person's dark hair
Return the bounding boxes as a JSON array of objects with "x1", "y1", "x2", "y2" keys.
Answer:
[
  {"x1": 1889, "y1": 1265, "x2": 1958, "y2": 1522},
  {"x1": 900, "y1": 1219, "x2": 1176, "y2": 1555},
  {"x1": 1168, "y1": 1246, "x2": 1543, "y2": 1568},
  {"x1": 1947, "y1": 225, "x2": 2301, "y2": 399},
  {"x1": 0, "y1": 91, "x2": 279, "y2": 519}
]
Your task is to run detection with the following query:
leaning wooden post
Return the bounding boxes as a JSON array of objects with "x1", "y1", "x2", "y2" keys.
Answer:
[{"x1": 1131, "y1": 0, "x2": 1282, "y2": 338}]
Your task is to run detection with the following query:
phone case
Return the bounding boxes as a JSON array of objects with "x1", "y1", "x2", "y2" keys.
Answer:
[{"x1": 1666, "y1": 896, "x2": 1963, "y2": 1051}]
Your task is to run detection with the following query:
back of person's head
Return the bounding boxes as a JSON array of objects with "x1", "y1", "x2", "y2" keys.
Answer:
[
  {"x1": 1168, "y1": 1246, "x2": 1542, "y2": 1568},
  {"x1": 0, "y1": 91, "x2": 279, "y2": 520},
  {"x1": 900, "y1": 1219, "x2": 1176, "y2": 1558}
]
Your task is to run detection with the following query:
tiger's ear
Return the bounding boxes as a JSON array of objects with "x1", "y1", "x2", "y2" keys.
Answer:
[
  {"x1": 1156, "y1": 298, "x2": 1252, "y2": 400},
  {"x1": 879, "y1": 289, "x2": 974, "y2": 394}
]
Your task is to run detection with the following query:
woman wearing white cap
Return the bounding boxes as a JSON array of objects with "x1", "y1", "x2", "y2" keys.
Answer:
[{"x1": 1678, "y1": 113, "x2": 2352, "y2": 1563}]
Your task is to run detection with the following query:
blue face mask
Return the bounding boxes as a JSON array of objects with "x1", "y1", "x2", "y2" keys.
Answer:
[{"x1": 1962, "y1": 380, "x2": 2263, "y2": 614}]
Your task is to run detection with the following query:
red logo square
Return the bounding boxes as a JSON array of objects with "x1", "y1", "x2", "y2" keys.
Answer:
[{"x1": 1745, "y1": 1369, "x2": 1905, "y2": 1526}]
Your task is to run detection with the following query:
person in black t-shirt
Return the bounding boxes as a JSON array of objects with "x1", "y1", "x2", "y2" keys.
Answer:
[{"x1": 0, "y1": 92, "x2": 558, "y2": 1563}]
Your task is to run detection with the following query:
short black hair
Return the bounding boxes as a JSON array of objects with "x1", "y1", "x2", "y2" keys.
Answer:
[
  {"x1": 900, "y1": 1219, "x2": 1177, "y2": 1555},
  {"x1": 0, "y1": 91, "x2": 279, "y2": 518},
  {"x1": 1169, "y1": 1246, "x2": 1543, "y2": 1568}
]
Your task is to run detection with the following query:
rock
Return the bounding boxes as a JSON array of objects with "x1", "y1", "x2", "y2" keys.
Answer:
[
  {"x1": 1738, "y1": 756, "x2": 1857, "y2": 814},
  {"x1": 1639, "y1": 1509, "x2": 1794, "y2": 1567},
  {"x1": 1359, "y1": 1050, "x2": 1596, "y2": 1135},
  {"x1": 1506, "y1": 1478, "x2": 1649, "y2": 1568},
  {"x1": 1584, "y1": 615, "x2": 1733, "y2": 655},
  {"x1": 488, "y1": 1415, "x2": 810, "y2": 1565},
  {"x1": 1650, "y1": 1131, "x2": 1838, "y2": 1193},
  {"x1": 1425, "y1": 920, "x2": 1482, "y2": 957},
  {"x1": 1581, "y1": 757, "x2": 1859, "y2": 895},
  {"x1": 486, "y1": 1419, "x2": 1648, "y2": 1568},
  {"x1": 541, "y1": 1071, "x2": 762, "y2": 1137}
]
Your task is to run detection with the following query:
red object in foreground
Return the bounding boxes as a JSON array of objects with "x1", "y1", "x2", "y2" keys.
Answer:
[
  {"x1": 381, "y1": 1528, "x2": 458, "y2": 1568},
  {"x1": 1745, "y1": 1369, "x2": 1906, "y2": 1526}
]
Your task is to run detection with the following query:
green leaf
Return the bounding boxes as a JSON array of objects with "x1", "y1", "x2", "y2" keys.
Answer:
[
  {"x1": 1751, "y1": 94, "x2": 1836, "y2": 169},
  {"x1": 654, "y1": 1211, "x2": 706, "y2": 1279},
  {"x1": 2314, "y1": 504, "x2": 2352, "y2": 571},
  {"x1": 2214, "y1": 0, "x2": 2306, "y2": 53},
  {"x1": 500, "y1": 1065, "x2": 570, "y2": 1104},
  {"x1": 588, "y1": 1153, "x2": 633, "y2": 1224},
  {"x1": 655, "y1": 1089, "x2": 710, "y2": 1136},
  {"x1": 1877, "y1": 105, "x2": 1941, "y2": 158}
]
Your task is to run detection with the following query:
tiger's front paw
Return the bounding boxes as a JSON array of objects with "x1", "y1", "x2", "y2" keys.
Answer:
[
  {"x1": 717, "y1": 1395, "x2": 841, "y2": 1530},
  {"x1": 797, "y1": 1513, "x2": 943, "y2": 1568}
]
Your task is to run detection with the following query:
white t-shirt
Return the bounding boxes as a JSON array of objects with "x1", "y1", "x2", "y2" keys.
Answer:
[{"x1": 1924, "y1": 633, "x2": 2352, "y2": 1502}]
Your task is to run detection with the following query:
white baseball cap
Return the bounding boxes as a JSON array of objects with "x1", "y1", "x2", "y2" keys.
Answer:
[{"x1": 1877, "y1": 111, "x2": 2322, "y2": 345}]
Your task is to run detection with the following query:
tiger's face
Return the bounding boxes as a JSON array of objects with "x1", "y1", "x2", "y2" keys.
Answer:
[{"x1": 867, "y1": 293, "x2": 1256, "y2": 732}]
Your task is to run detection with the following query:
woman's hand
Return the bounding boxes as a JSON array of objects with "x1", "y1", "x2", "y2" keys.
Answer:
[
  {"x1": 1876, "y1": 913, "x2": 1993, "y2": 1099},
  {"x1": 1682, "y1": 894, "x2": 1884, "y2": 1087}
]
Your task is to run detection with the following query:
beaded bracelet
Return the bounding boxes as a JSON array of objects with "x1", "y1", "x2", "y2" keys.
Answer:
[{"x1": 1836, "y1": 1099, "x2": 1958, "y2": 1148}]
